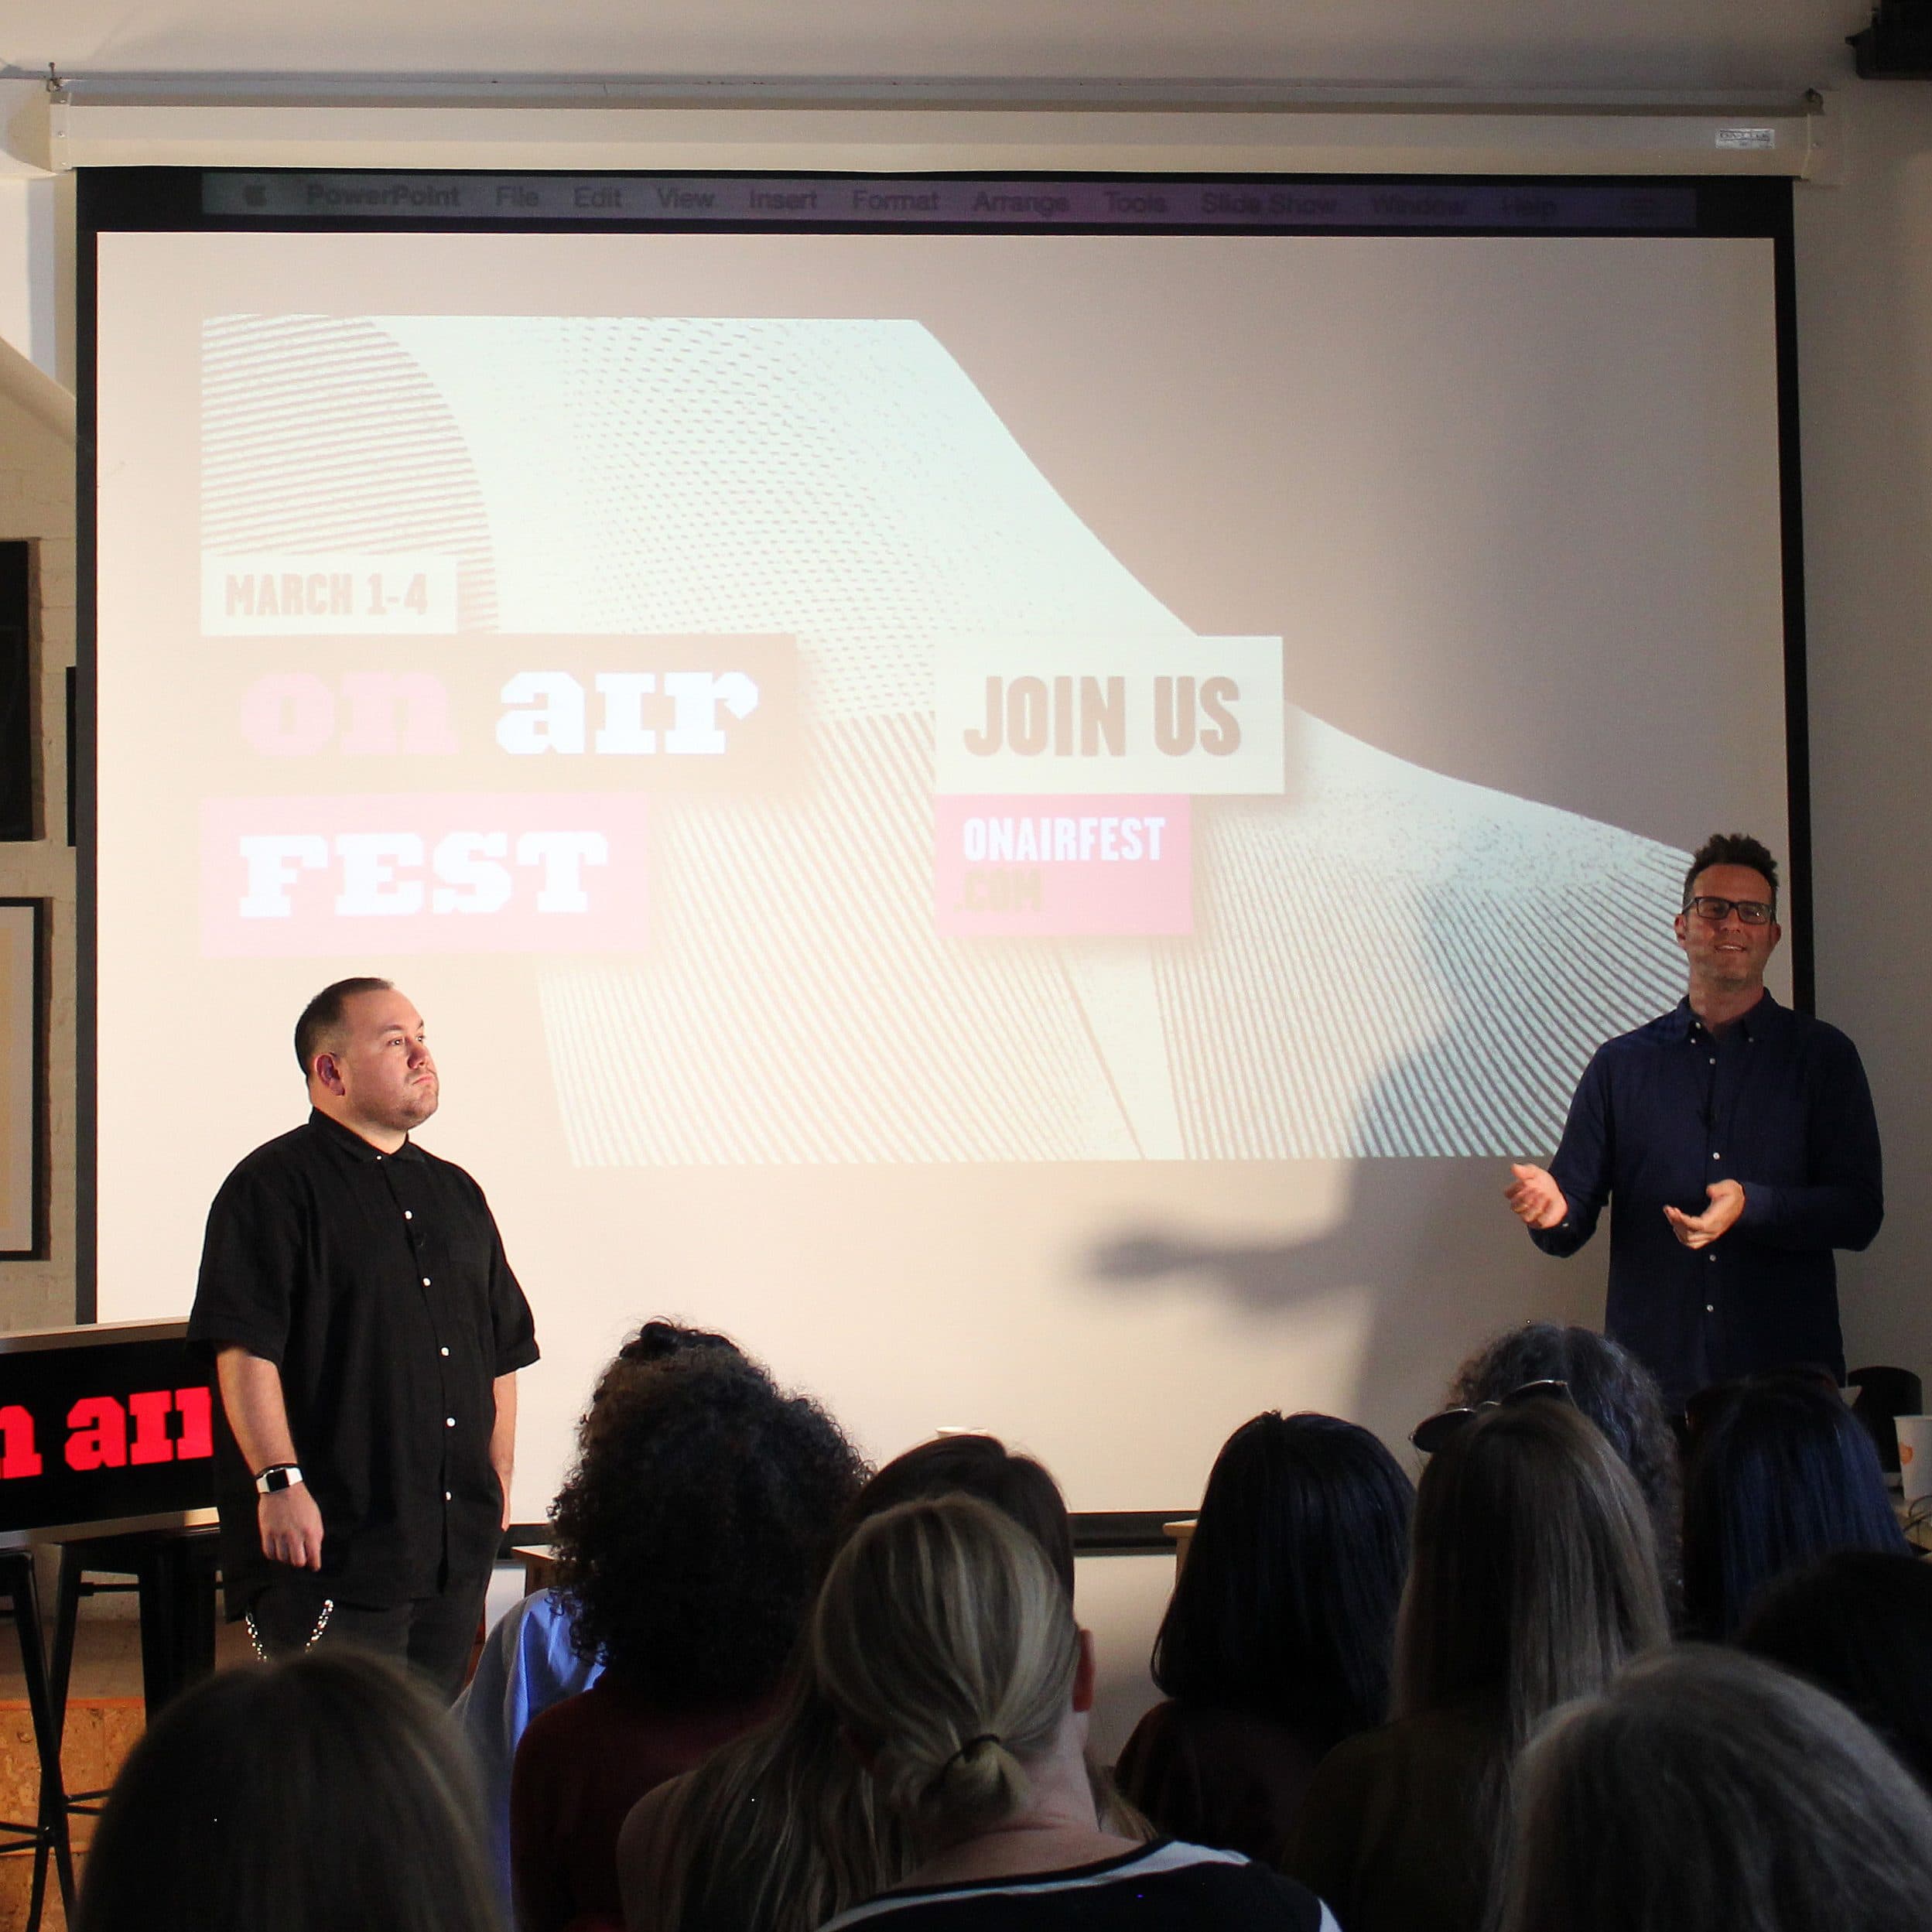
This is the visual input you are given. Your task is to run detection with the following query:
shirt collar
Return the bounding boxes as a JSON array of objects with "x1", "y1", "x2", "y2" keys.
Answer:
[
  {"x1": 1672, "y1": 987, "x2": 1785, "y2": 1043},
  {"x1": 306, "y1": 1106, "x2": 422, "y2": 1162}
]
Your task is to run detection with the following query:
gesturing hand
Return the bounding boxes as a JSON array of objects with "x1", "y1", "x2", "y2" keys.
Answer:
[
  {"x1": 259, "y1": 1484, "x2": 326, "y2": 1570},
  {"x1": 1664, "y1": 1180, "x2": 1746, "y2": 1250},
  {"x1": 1504, "y1": 1163, "x2": 1569, "y2": 1232}
]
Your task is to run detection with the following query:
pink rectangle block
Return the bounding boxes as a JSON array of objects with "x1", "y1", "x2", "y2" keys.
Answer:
[
  {"x1": 200, "y1": 793, "x2": 649, "y2": 957},
  {"x1": 935, "y1": 796, "x2": 1192, "y2": 937}
]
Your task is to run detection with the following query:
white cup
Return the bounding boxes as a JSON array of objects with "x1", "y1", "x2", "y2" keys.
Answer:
[{"x1": 1896, "y1": 1414, "x2": 1932, "y2": 1505}]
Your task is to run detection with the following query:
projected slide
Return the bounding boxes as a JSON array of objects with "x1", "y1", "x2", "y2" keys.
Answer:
[
  {"x1": 189, "y1": 309, "x2": 1694, "y2": 1164},
  {"x1": 91, "y1": 203, "x2": 1792, "y2": 1508}
]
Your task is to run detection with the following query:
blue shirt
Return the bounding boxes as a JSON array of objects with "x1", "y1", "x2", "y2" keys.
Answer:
[
  {"x1": 1530, "y1": 991, "x2": 1882, "y2": 1401},
  {"x1": 451, "y1": 1590, "x2": 603, "y2": 1903}
]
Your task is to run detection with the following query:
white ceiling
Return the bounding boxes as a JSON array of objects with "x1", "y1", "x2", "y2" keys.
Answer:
[{"x1": 0, "y1": 1, "x2": 1872, "y2": 94}]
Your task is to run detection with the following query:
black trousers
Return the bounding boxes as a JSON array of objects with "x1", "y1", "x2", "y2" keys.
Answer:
[{"x1": 246, "y1": 1566, "x2": 490, "y2": 1704}]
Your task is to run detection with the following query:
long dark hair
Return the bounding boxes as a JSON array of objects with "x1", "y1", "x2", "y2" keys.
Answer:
[
  {"x1": 1397, "y1": 1400, "x2": 1668, "y2": 1744},
  {"x1": 75, "y1": 1650, "x2": 503, "y2": 1932},
  {"x1": 1152, "y1": 1412, "x2": 1414, "y2": 1747},
  {"x1": 1448, "y1": 1323, "x2": 1681, "y2": 1601},
  {"x1": 1681, "y1": 1373, "x2": 1908, "y2": 1640}
]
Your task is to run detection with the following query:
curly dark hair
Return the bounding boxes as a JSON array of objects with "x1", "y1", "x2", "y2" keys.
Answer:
[
  {"x1": 549, "y1": 1351, "x2": 864, "y2": 1707},
  {"x1": 1681, "y1": 833, "x2": 1779, "y2": 910}
]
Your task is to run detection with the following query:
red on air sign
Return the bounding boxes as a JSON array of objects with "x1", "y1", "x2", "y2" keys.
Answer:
[{"x1": 0, "y1": 1327, "x2": 217, "y2": 1538}]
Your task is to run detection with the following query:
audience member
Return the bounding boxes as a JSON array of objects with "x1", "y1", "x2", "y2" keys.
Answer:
[
  {"x1": 1445, "y1": 1322, "x2": 1681, "y2": 1606},
  {"x1": 1735, "y1": 1549, "x2": 1932, "y2": 1789},
  {"x1": 511, "y1": 1348, "x2": 863, "y2": 1932},
  {"x1": 1284, "y1": 1400, "x2": 1667, "y2": 1932},
  {"x1": 456, "y1": 1320, "x2": 744, "y2": 1897},
  {"x1": 74, "y1": 1650, "x2": 503, "y2": 1932},
  {"x1": 1493, "y1": 1646, "x2": 1932, "y2": 1932},
  {"x1": 840, "y1": 1431, "x2": 1077, "y2": 1595},
  {"x1": 618, "y1": 1433, "x2": 1109, "y2": 1932},
  {"x1": 1680, "y1": 1370, "x2": 1907, "y2": 1639},
  {"x1": 809, "y1": 1495, "x2": 1336, "y2": 1930},
  {"x1": 1116, "y1": 1412, "x2": 1413, "y2": 1865}
]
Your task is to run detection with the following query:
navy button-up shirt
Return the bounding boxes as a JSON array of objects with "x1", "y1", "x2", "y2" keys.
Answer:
[{"x1": 1529, "y1": 992, "x2": 1882, "y2": 1402}]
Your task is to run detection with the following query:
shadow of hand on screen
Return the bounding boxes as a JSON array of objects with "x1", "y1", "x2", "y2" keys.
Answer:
[{"x1": 1086, "y1": 1160, "x2": 1604, "y2": 1445}]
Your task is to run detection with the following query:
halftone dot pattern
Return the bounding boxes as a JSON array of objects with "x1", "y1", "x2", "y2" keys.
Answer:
[
  {"x1": 541, "y1": 713, "x2": 1141, "y2": 1167},
  {"x1": 203, "y1": 313, "x2": 1693, "y2": 1163},
  {"x1": 375, "y1": 315, "x2": 1188, "y2": 718},
  {"x1": 203, "y1": 316, "x2": 501, "y2": 633}
]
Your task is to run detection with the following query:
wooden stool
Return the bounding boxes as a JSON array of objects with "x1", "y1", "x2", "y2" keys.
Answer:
[{"x1": 0, "y1": 1549, "x2": 77, "y2": 1932}]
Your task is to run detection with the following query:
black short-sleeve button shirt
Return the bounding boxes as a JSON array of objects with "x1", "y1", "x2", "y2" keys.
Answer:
[{"x1": 187, "y1": 1109, "x2": 540, "y2": 1613}]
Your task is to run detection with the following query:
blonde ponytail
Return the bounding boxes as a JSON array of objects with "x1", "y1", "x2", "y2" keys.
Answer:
[{"x1": 812, "y1": 1496, "x2": 1079, "y2": 1851}]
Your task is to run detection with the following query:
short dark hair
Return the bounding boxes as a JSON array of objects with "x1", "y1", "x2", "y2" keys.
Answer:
[
  {"x1": 1682, "y1": 833, "x2": 1780, "y2": 911},
  {"x1": 293, "y1": 976, "x2": 395, "y2": 1076},
  {"x1": 1151, "y1": 1412, "x2": 1414, "y2": 1747},
  {"x1": 1450, "y1": 1324, "x2": 1681, "y2": 1607},
  {"x1": 1738, "y1": 1550, "x2": 1932, "y2": 1791},
  {"x1": 842, "y1": 1434, "x2": 1075, "y2": 1599},
  {"x1": 550, "y1": 1350, "x2": 864, "y2": 1705},
  {"x1": 1681, "y1": 1373, "x2": 1909, "y2": 1640},
  {"x1": 74, "y1": 1650, "x2": 503, "y2": 1932}
]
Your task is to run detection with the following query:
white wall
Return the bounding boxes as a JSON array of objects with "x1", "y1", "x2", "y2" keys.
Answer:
[{"x1": 1794, "y1": 82, "x2": 1932, "y2": 1387}]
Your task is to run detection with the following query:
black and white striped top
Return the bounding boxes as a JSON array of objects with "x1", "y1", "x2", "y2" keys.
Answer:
[{"x1": 817, "y1": 1839, "x2": 1341, "y2": 1931}]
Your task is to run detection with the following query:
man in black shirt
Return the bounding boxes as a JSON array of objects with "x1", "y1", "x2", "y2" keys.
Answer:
[{"x1": 188, "y1": 976, "x2": 539, "y2": 1698}]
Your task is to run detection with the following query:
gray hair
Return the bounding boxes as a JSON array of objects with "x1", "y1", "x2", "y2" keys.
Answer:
[{"x1": 1496, "y1": 1646, "x2": 1932, "y2": 1932}]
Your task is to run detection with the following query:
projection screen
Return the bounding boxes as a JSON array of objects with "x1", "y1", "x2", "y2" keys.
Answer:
[{"x1": 83, "y1": 170, "x2": 1802, "y2": 1521}]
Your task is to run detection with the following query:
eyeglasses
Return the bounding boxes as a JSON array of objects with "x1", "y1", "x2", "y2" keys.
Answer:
[
  {"x1": 1683, "y1": 896, "x2": 1775, "y2": 926},
  {"x1": 1410, "y1": 1379, "x2": 1576, "y2": 1454}
]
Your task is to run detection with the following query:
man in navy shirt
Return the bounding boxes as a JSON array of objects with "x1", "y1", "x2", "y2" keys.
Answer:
[{"x1": 1503, "y1": 833, "x2": 1882, "y2": 1404}]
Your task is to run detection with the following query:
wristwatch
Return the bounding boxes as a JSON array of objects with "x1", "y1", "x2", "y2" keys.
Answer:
[{"x1": 254, "y1": 1463, "x2": 305, "y2": 1494}]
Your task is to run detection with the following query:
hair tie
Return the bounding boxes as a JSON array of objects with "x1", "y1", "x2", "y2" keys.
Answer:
[{"x1": 948, "y1": 1732, "x2": 1001, "y2": 1768}]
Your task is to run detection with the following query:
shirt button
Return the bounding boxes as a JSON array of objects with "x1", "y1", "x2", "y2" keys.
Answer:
[
  {"x1": 444, "y1": 1490, "x2": 453, "y2": 1503},
  {"x1": 1711, "y1": 1153, "x2": 1721, "y2": 1160},
  {"x1": 1705, "y1": 1304, "x2": 1715, "y2": 1313},
  {"x1": 439, "y1": 1346, "x2": 450, "y2": 1358},
  {"x1": 445, "y1": 1416, "x2": 456, "y2": 1428},
  {"x1": 422, "y1": 1276, "x2": 432, "y2": 1286},
  {"x1": 404, "y1": 1210, "x2": 414, "y2": 1221}
]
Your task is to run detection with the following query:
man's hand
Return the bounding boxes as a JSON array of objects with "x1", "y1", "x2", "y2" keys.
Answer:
[
  {"x1": 1664, "y1": 1179, "x2": 1746, "y2": 1250},
  {"x1": 259, "y1": 1483, "x2": 326, "y2": 1569},
  {"x1": 1505, "y1": 1163, "x2": 1569, "y2": 1231}
]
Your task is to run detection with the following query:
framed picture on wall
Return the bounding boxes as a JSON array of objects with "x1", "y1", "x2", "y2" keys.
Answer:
[
  {"x1": 0, "y1": 542, "x2": 30, "y2": 841},
  {"x1": 0, "y1": 898, "x2": 46, "y2": 1258}
]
